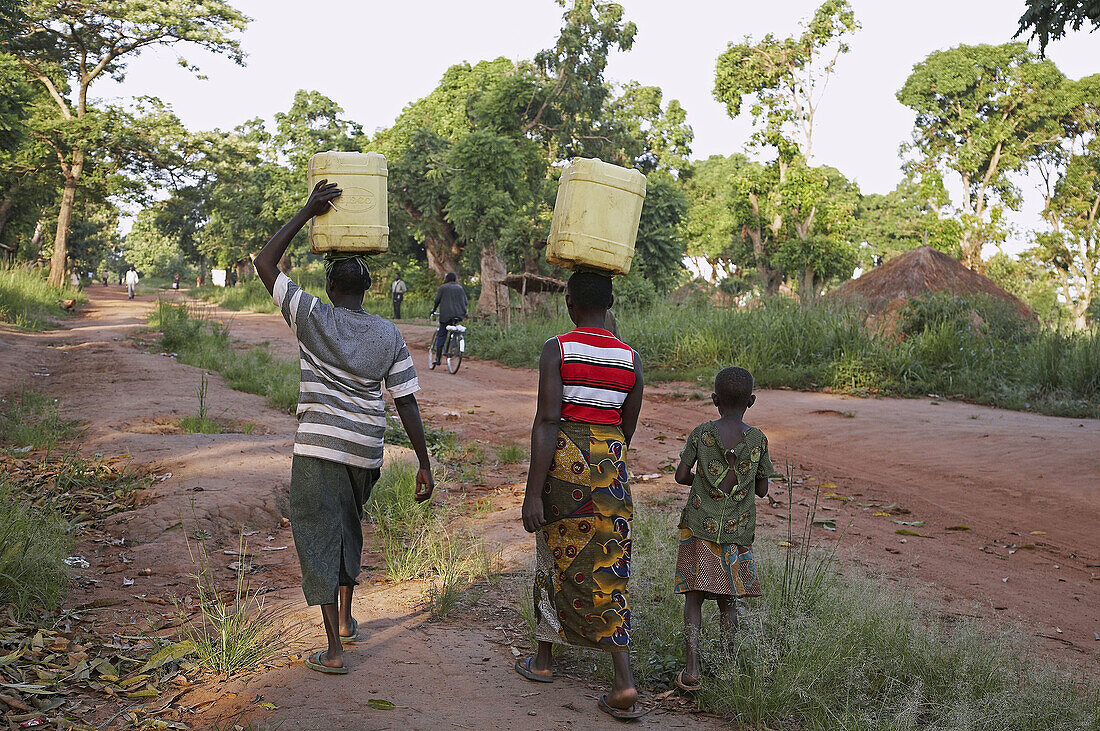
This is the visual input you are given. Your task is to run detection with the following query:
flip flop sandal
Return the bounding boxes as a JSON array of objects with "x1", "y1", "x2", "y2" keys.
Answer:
[
  {"x1": 598, "y1": 695, "x2": 647, "y2": 721},
  {"x1": 339, "y1": 617, "x2": 358, "y2": 644},
  {"x1": 514, "y1": 656, "x2": 554, "y2": 683},
  {"x1": 304, "y1": 650, "x2": 349, "y2": 675},
  {"x1": 674, "y1": 669, "x2": 702, "y2": 692}
]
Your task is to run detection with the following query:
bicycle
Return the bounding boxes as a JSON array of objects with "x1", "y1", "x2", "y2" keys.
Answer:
[{"x1": 428, "y1": 312, "x2": 466, "y2": 374}]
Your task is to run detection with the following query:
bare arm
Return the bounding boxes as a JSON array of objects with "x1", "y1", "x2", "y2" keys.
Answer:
[
  {"x1": 521, "y1": 339, "x2": 563, "y2": 533},
  {"x1": 755, "y1": 476, "x2": 769, "y2": 498},
  {"x1": 254, "y1": 180, "x2": 340, "y2": 295},
  {"x1": 619, "y1": 350, "x2": 644, "y2": 448},
  {"x1": 394, "y1": 394, "x2": 435, "y2": 503},
  {"x1": 675, "y1": 459, "x2": 695, "y2": 486}
]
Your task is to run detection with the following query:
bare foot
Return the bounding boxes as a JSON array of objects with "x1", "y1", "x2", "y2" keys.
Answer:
[
  {"x1": 604, "y1": 686, "x2": 638, "y2": 710},
  {"x1": 317, "y1": 650, "x2": 344, "y2": 669},
  {"x1": 338, "y1": 616, "x2": 357, "y2": 638}
]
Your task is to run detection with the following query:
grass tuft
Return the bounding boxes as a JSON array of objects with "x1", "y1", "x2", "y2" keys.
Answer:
[
  {"x1": 180, "y1": 534, "x2": 297, "y2": 677},
  {"x1": 496, "y1": 443, "x2": 528, "y2": 464},
  {"x1": 0, "y1": 479, "x2": 71, "y2": 618},
  {"x1": 0, "y1": 385, "x2": 81, "y2": 451}
]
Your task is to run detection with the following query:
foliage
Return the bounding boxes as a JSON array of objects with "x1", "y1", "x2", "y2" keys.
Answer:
[
  {"x1": 853, "y1": 179, "x2": 962, "y2": 264},
  {"x1": 0, "y1": 478, "x2": 70, "y2": 618},
  {"x1": 181, "y1": 535, "x2": 296, "y2": 677},
  {"x1": 633, "y1": 174, "x2": 688, "y2": 293},
  {"x1": 1016, "y1": 0, "x2": 1100, "y2": 54},
  {"x1": 148, "y1": 300, "x2": 299, "y2": 413},
  {"x1": 0, "y1": 383, "x2": 80, "y2": 450},
  {"x1": 0, "y1": 263, "x2": 84, "y2": 329},
  {"x1": 123, "y1": 206, "x2": 188, "y2": 277},
  {"x1": 897, "y1": 43, "x2": 1073, "y2": 267},
  {"x1": 474, "y1": 296, "x2": 1100, "y2": 417}
]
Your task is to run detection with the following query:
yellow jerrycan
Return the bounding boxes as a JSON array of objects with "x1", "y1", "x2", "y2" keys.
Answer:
[
  {"x1": 546, "y1": 158, "x2": 646, "y2": 275},
  {"x1": 307, "y1": 151, "x2": 389, "y2": 254}
]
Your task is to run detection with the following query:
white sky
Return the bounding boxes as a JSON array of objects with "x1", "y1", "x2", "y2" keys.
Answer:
[{"x1": 103, "y1": 0, "x2": 1099, "y2": 253}]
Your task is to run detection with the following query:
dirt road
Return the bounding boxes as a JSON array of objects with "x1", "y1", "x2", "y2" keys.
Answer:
[{"x1": 1, "y1": 287, "x2": 1097, "y2": 729}]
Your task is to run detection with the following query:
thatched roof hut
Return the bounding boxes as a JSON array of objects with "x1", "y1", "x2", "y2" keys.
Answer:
[{"x1": 828, "y1": 246, "x2": 1032, "y2": 318}]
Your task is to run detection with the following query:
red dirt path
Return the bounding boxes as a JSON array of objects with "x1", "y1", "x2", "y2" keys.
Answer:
[{"x1": 1, "y1": 286, "x2": 1096, "y2": 729}]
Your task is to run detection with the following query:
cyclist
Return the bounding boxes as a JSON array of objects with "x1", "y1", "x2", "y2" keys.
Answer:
[{"x1": 430, "y1": 272, "x2": 467, "y2": 367}]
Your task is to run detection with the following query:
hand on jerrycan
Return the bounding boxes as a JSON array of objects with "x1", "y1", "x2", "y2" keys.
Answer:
[{"x1": 304, "y1": 179, "x2": 342, "y2": 218}]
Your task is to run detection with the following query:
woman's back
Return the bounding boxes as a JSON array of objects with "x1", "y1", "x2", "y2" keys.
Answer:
[{"x1": 556, "y1": 327, "x2": 636, "y2": 426}]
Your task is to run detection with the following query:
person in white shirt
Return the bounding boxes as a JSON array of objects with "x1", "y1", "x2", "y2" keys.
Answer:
[
  {"x1": 125, "y1": 266, "x2": 139, "y2": 299},
  {"x1": 391, "y1": 272, "x2": 407, "y2": 319}
]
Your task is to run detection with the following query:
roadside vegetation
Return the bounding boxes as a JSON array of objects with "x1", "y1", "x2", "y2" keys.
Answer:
[
  {"x1": 475, "y1": 293, "x2": 1100, "y2": 418},
  {"x1": 520, "y1": 479, "x2": 1100, "y2": 729},
  {"x1": 149, "y1": 300, "x2": 299, "y2": 413},
  {"x1": 0, "y1": 384, "x2": 81, "y2": 451},
  {"x1": 0, "y1": 266, "x2": 86, "y2": 330}
]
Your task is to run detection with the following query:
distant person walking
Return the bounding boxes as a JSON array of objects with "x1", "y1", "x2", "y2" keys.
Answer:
[
  {"x1": 172, "y1": 273, "x2": 180, "y2": 290},
  {"x1": 430, "y1": 273, "x2": 467, "y2": 367},
  {"x1": 70, "y1": 269, "x2": 81, "y2": 290},
  {"x1": 125, "y1": 266, "x2": 139, "y2": 299},
  {"x1": 391, "y1": 272, "x2": 407, "y2": 319}
]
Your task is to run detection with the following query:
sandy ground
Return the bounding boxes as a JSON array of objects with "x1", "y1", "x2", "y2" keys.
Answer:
[{"x1": 0, "y1": 286, "x2": 1097, "y2": 730}]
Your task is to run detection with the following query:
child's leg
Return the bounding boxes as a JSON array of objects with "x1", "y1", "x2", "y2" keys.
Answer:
[
  {"x1": 338, "y1": 584, "x2": 355, "y2": 636},
  {"x1": 716, "y1": 595, "x2": 737, "y2": 654},
  {"x1": 682, "y1": 590, "x2": 705, "y2": 681}
]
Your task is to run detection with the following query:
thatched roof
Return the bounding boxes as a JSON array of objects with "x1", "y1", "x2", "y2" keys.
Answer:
[
  {"x1": 828, "y1": 246, "x2": 1032, "y2": 317},
  {"x1": 501, "y1": 272, "x2": 566, "y2": 293}
]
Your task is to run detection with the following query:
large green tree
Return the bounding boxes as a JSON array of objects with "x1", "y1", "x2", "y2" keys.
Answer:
[
  {"x1": 4, "y1": 0, "x2": 247, "y2": 286},
  {"x1": 713, "y1": 0, "x2": 860, "y2": 298},
  {"x1": 897, "y1": 43, "x2": 1073, "y2": 269},
  {"x1": 853, "y1": 178, "x2": 961, "y2": 265}
]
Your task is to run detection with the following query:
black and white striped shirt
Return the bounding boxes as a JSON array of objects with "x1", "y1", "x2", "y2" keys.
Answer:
[{"x1": 274, "y1": 272, "x2": 419, "y2": 469}]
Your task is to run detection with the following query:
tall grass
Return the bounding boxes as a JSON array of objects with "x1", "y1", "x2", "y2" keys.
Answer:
[
  {"x1": 180, "y1": 535, "x2": 297, "y2": 677},
  {"x1": 0, "y1": 385, "x2": 81, "y2": 451},
  {"x1": 366, "y1": 464, "x2": 496, "y2": 617},
  {"x1": 574, "y1": 497, "x2": 1100, "y2": 729},
  {"x1": 0, "y1": 265, "x2": 86, "y2": 330},
  {"x1": 0, "y1": 480, "x2": 71, "y2": 618},
  {"x1": 473, "y1": 294, "x2": 1100, "y2": 418},
  {"x1": 149, "y1": 301, "x2": 299, "y2": 413}
]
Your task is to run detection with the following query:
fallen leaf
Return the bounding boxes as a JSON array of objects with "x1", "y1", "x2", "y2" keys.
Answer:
[
  {"x1": 872, "y1": 511, "x2": 891, "y2": 517},
  {"x1": 137, "y1": 641, "x2": 197, "y2": 674},
  {"x1": 945, "y1": 525, "x2": 971, "y2": 531},
  {"x1": 256, "y1": 702, "x2": 278, "y2": 710},
  {"x1": 1030, "y1": 530, "x2": 1046, "y2": 535},
  {"x1": 367, "y1": 699, "x2": 396, "y2": 710},
  {"x1": 895, "y1": 529, "x2": 929, "y2": 538}
]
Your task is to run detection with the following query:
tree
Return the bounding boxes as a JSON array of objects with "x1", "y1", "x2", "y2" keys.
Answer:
[
  {"x1": 632, "y1": 174, "x2": 688, "y2": 293},
  {"x1": 853, "y1": 178, "x2": 961, "y2": 265},
  {"x1": 4, "y1": 0, "x2": 247, "y2": 286},
  {"x1": 713, "y1": 1, "x2": 860, "y2": 297},
  {"x1": 680, "y1": 155, "x2": 753, "y2": 283},
  {"x1": 1032, "y1": 75, "x2": 1100, "y2": 329},
  {"x1": 1016, "y1": 0, "x2": 1100, "y2": 55},
  {"x1": 123, "y1": 205, "x2": 185, "y2": 276},
  {"x1": 897, "y1": 43, "x2": 1073, "y2": 268}
]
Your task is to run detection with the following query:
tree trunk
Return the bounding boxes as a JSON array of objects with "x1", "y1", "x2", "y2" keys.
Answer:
[
  {"x1": 800, "y1": 266, "x2": 817, "y2": 302},
  {"x1": 48, "y1": 149, "x2": 84, "y2": 287},
  {"x1": 277, "y1": 252, "x2": 293, "y2": 274},
  {"x1": 29, "y1": 220, "x2": 44, "y2": 254},
  {"x1": 424, "y1": 233, "x2": 460, "y2": 277},
  {"x1": 197, "y1": 254, "x2": 207, "y2": 286},
  {"x1": 476, "y1": 243, "x2": 509, "y2": 324},
  {"x1": 0, "y1": 189, "x2": 15, "y2": 241}
]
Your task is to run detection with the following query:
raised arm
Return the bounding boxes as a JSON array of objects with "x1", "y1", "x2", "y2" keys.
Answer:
[
  {"x1": 521, "y1": 339, "x2": 563, "y2": 533},
  {"x1": 254, "y1": 180, "x2": 341, "y2": 294}
]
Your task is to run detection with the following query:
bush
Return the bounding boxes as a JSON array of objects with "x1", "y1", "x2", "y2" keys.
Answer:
[
  {"x1": 0, "y1": 265, "x2": 86, "y2": 330},
  {"x1": 0, "y1": 385, "x2": 81, "y2": 451},
  {"x1": 0, "y1": 481, "x2": 70, "y2": 618}
]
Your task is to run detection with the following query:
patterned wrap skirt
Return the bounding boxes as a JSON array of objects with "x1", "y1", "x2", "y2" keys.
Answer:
[
  {"x1": 289, "y1": 454, "x2": 379, "y2": 606},
  {"x1": 674, "y1": 528, "x2": 761, "y2": 598},
  {"x1": 533, "y1": 422, "x2": 632, "y2": 651}
]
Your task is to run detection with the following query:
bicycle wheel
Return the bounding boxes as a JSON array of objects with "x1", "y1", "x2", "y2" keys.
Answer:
[
  {"x1": 427, "y1": 337, "x2": 438, "y2": 370},
  {"x1": 446, "y1": 333, "x2": 463, "y2": 374}
]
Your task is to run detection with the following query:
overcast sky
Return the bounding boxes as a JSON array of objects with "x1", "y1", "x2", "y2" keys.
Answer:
[{"x1": 103, "y1": 0, "x2": 1098, "y2": 253}]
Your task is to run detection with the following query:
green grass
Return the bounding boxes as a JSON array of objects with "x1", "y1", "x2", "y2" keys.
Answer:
[
  {"x1": 0, "y1": 385, "x2": 81, "y2": 451},
  {"x1": 180, "y1": 534, "x2": 298, "y2": 677},
  {"x1": 366, "y1": 464, "x2": 496, "y2": 617},
  {"x1": 148, "y1": 300, "x2": 299, "y2": 413},
  {"x1": 0, "y1": 265, "x2": 86, "y2": 330},
  {"x1": 473, "y1": 293, "x2": 1100, "y2": 418},
  {"x1": 496, "y1": 443, "x2": 528, "y2": 464},
  {"x1": 554, "y1": 491, "x2": 1100, "y2": 729},
  {"x1": 0, "y1": 479, "x2": 71, "y2": 618}
]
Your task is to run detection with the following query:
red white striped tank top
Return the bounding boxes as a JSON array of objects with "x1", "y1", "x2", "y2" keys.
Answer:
[{"x1": 555, "y1": 327, "x2": 637, "y2": 426}]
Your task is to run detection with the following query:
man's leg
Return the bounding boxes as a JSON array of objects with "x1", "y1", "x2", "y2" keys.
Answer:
[
  {"x1": 316, "y1": 601, "x2": 344, "y2": 668},
  {"x1": 434, "y1": 321, "x2": 449, "y2": 364},
  {"x1": 338, "y1": 584, "x2": 355, "y2": 637}
]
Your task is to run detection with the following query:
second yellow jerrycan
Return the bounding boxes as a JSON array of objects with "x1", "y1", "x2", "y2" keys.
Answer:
[
  {"x1": 546, "y1": 158, "x2": 647, "y2": 276},
  {"x1": 307, "y1": 151, "x2": 389, "y2": 255}
]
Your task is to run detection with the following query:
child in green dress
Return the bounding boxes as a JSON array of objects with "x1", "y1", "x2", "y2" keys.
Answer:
[{"x1": 672, "y1": 366, "x2": 773, "y2": 691}]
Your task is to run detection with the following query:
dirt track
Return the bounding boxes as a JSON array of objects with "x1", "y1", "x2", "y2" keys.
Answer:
[{"x1": 1, "y1": 287, "x2": 1097, "y2": 729}]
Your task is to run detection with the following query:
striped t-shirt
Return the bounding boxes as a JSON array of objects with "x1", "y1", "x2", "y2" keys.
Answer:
[
  {"x1": 273, "y1": 272, "x2": 419, "y2": 469},
  {"x1": 555, "y1": 327, "x2": 637, "y2": 426}
]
